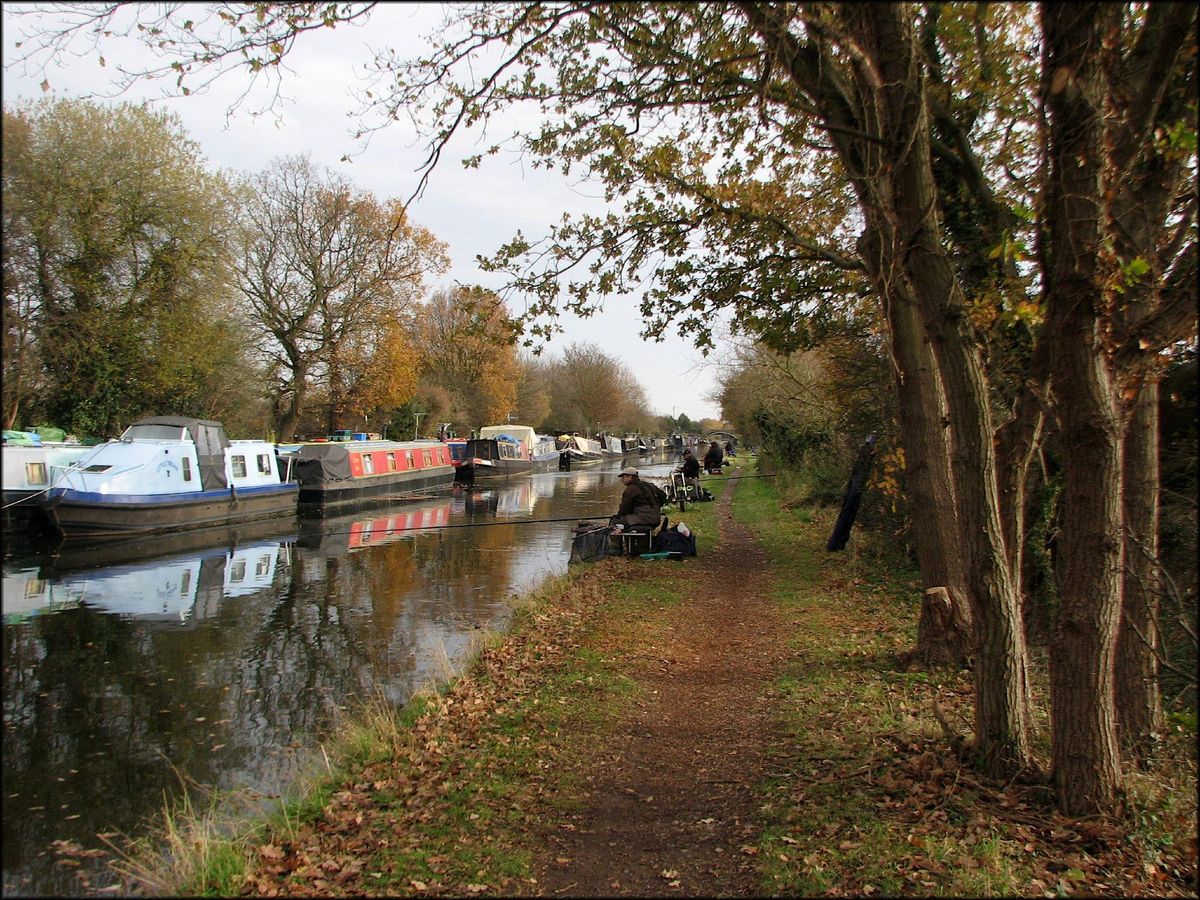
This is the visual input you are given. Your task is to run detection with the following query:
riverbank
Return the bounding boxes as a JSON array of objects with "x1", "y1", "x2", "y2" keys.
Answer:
[{"x1": 122, "y1": 458, "x2": 1196, "y2": 896}]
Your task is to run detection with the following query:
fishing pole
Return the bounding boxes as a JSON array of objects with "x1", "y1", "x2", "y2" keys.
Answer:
[
  {"x1": 702, "y1": 473, "x2": 779, "y2": 480},
  {"x1": 299, "y1": 514, "x2": 614, "y2": 540}
]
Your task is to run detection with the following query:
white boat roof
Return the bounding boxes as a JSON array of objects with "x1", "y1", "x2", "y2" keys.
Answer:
[{"x1": 479, "y1": 425, "x2": 536, "y2": 445}]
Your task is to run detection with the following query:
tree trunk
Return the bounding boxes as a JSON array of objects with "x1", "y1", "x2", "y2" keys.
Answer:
[
  {"x1": 1041, "y1": 2, "x2": 1126, "y2": 816},
  {"x1": 277, "y1": 358, "x2": 308, "y2": 443},
  {"x1": 914, "y1": 587, "x2": 972, "y2": 669},
  {"x1": 853, "y1": 4, "x2": 1031, "y2": 776},
  {"x1": 860, "y1": 229, "x2": 974, "y2": 669},
  {"x1": 1116, "y1": 382, "x2": 1163, "y2": 765}
]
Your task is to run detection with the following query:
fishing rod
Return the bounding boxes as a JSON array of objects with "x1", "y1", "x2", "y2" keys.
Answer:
[
  {"x1": 297, "y1": 514, "x2": 614, "y2": 540},
  {"x1": 702, "y1": 473, "x2": 779, "y2": 480}
]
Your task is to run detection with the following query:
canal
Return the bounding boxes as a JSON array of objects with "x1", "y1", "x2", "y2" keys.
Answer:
[{"x1": 2, "y1": 455, "x2": 677, "y2": 896}]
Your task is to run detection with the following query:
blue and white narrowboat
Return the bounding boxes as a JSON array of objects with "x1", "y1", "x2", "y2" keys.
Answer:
[{"x1": 42, "y1": 417, "x2": 298, "y2": 538}]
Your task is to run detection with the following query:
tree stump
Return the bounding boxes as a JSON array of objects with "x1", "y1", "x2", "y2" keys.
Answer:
[{"x1": 902, "y1": 586, "x2": 974, "y2": 669}]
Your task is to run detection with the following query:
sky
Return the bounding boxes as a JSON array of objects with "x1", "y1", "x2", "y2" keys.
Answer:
[{"x1": 0, "y1": 3, "x2": 726, "y2": 423}]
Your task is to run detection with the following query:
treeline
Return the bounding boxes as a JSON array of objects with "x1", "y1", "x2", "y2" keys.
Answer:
[{"x1": 0, "y1": 99, "x2": 697, "y2": 442}]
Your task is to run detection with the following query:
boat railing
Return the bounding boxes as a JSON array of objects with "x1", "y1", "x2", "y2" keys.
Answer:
[{"x1": 60, "y1": 457, "x2": 152, "y2": 488}]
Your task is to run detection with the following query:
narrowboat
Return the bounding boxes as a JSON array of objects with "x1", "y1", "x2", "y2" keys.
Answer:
[
  {"x1": 556, "y1": 434, "x2": 605, "y2": 470},
  {"x1": 597, "y1": 433, "x2": 626, "y2": 457},
  {"x1": 289, "y1": 438, "x2": 454, "y2": 508},
  {"x1": 42, "y1": 417, "x2": 298, "y2": 539},
  {"x1": 457, "y1": 425, "x2": 560, "y2": 481},
  {"x1": 2, "y1": 436, "x2": 92, "y2": 532},
  {"x1": 623, "y1": 433, "x2": 651, "y2": 454},
  {"x1": 445, "y1": 438, "x2": 471, "y2": 479}
]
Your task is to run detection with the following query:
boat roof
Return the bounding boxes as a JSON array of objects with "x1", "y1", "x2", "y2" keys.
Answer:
[
  {"x1": 479, "y1": 425, "x2": 536, "y2": 444},
  {"x1": 131, "y1": 415, "x2": 226, "y2": 430}
]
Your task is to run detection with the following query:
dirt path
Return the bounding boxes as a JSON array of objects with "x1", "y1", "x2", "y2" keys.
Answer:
[{"x1": 533, "y1": 469, "x2": 791, "y2": 896}]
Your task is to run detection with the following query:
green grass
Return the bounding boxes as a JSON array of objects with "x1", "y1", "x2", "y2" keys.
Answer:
[{"x1": 732, "y1": 466, "x2": 1196, "y2": 897}]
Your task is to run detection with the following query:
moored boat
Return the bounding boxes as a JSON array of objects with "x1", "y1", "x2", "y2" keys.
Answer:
[
  {"x1": 598, "y1": 433, "x2": 625, "y2": 457},
  {"x1": 42, "y1": 417, "x2": 298, "y2": 539},
  {"x1": 288, "y1": 437, "x2": 454, "y2": 508},
  {"x1": 458, "y1": 425, "x2": 560, "y2": 481},
  {"x1": 556, "y1": 434, "x2": 605, "y2": 470},
  {"x1": 623, "y1": 433, "x2": 651, "y2": 454},
  {"x1": 445, "y1": 438, "x2": 470, "y2": 478},
  {"x1": 2, "y1": 437, "x2": 92, "y2": 532}
]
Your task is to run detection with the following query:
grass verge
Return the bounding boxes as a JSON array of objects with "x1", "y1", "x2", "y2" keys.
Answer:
[{"x1": 734, "y1": 467, "x2": 1197, "y2": 897}]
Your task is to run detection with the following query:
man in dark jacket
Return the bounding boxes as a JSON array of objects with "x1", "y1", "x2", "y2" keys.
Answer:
[
  {"x1": 702, "y1": 441, "x2": 724, "y2": 474},
  {"x1": 676, "y1": 448, "x2": 701, "y2": 490},
  {"x1": 612, "y1": 466, "x2": 667, "y2": 528}
]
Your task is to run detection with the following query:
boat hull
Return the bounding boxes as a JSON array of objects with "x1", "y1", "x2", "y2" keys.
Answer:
[
  {"x1": 467, "y1": 458, "x2": 533, "y2": 479},
  {"x1": 297, "y1": 467, "x2": 454, "y2": 507},
  {"x1": 44, "y1": 484, "x2": 299, "y2": 539},
  {"x1": 3, "y1": 489, "x2": 56, "y2": 533}
]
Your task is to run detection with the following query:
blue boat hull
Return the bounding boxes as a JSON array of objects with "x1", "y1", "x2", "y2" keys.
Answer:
[{"x1": 44, "y1": 484, "x2": 299, "y2": 539}]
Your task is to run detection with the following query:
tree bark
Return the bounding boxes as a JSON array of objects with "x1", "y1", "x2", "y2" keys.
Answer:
[
  {"x1": 1116, "y1": 382, "x2": 1163, "y2": 765},
  {"x1": 848, "y1": 4, "x2": 1031, "y2": 777},
  {"x1": 1041, "y1": 2, "x2": 1125, "y2": 816},
  {"x1": 914, "y1": 587, "x2": 972, "y2": 669}
]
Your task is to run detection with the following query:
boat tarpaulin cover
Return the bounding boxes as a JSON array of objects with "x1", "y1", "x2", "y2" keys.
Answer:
[
  {"x1": 131, "y1": 416, "x2": 230, "y2": 491},
  {"x1": 294, "y1": 443, "x2": 354, "y2": 484}
]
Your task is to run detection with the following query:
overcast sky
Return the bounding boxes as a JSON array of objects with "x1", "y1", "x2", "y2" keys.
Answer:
[{"x1": 1, "y1": 3, "x2": 726, "y2": 423}]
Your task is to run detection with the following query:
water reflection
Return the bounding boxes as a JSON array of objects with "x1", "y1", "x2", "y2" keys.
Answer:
[{"x1": 1, "y1": 456, "x2": 674, "y2": 896}]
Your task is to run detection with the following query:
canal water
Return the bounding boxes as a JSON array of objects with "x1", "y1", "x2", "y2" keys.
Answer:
[{"x1": 2, "y1": 455, "x2": 678, "y2": 896}]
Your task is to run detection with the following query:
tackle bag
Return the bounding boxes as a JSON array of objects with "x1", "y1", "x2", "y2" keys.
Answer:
[{"x1": 652, "y1": 525, "x2": 697, "y2": 557}]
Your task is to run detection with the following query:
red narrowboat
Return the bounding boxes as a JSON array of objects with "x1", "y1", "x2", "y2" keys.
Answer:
[{"x1": 290, "y1": 439, "x2": 455, "y2": 508}]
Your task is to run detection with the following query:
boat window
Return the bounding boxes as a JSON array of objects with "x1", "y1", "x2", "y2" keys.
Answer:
[
  {"x1": 83, "y1": 464, "x2": 111, "y2": 473},
  {"x1": 257, "y1": 454, "x2": 272, "y2": 474},
  {"x1": 231, "y1": 455, "x2": 247, "y2": 478},
  {"x1": 229, "y1": 560, "x2": 246, "y2": 583},
  {"x1": 25, "y1": 462, "x2": 47, "y2": 485},
  {"x1": 182, "y1": 457, "x2": 192, "y2": 482},
  {"x1": 406, "y1": 451, "x2": 414, "y2": 467},
  {"x1": 362, "y1": 454, "x2": 375, "y2": 474},
  {"x1": 122, "y1": 424, "x2": 186, "y2": 441},
  {"x1": 255, "y1": 555, "x2": 271, "y2": 577},
  {"x1": 423, "y1": 449, "x2": 433, "y2": 466},
  {"x1": 387, "y1": 452, "x2": 397, "y2": 471}
]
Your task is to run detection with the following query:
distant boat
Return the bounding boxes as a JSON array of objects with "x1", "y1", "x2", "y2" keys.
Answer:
[
  {"x1": 2, "y1": 436, "x2": 92, "y2": 532},
  {"x1": 287, "y1": 437, "x2": 454, "y2": 509},
  {"x1": 43, "y1": 417, "x2": 297, "y2": 539},
  {"x1": 597, "y1": 434, "x2": 625, "y2": 457},
  {"x1": 457, "y1": 425, "x2": 559, "y2": 481},
  {"x1": 444, "y1": 438, "x2": 470, "y2": 478},
  {"x1": 556, "y1": 434, "x2": 604, "y2": 470}
]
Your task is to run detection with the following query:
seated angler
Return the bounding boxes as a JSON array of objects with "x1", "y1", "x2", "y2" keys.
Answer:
[
  {"x1": 611, "y1": 467, "x2": 667, "y2": 529},
  {"x1": 676, "y1": 448, "x2": 701, "y2": 492}
]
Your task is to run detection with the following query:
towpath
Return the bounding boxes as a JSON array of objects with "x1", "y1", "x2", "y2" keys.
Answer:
[{"x1": 531, "y1": 468, "x2": 790, "y2": 896}]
